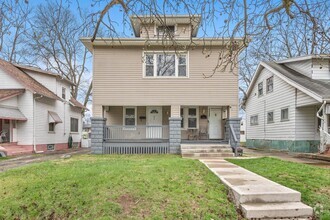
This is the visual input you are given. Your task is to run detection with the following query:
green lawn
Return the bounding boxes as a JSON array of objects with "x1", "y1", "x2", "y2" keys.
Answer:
[
  {"x1": 0, "y1": 155, "x2": 237, "y2": 219},
  {"x1": 228, "y1": 157, "x2": 330, "y2": 220}
]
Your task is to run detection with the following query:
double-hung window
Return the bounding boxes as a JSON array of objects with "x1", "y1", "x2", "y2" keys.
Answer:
[
  {"x1": 267, "y1": 111, "x2": 274, "y2": 123},
  {"x1": 70, "y1": 118, "x2": 79, "y2": 132},
  {"x1": 250, "y1": 115, "x2": 258, "y2": 126},
  {"x1": 258, "y1": 82, "x2": 263, "y2": 96},
  {"x1": 281, "y1": 108, "x2": 289, "y2": 121},
  {"x1": 124, "y1": 107, "x2": 136, "y2": 127},
  {"x1": 188, "y1": 108, "x2": 197, "y2": 129},
  {"x1": 266, "y1": 76, "x2": 274, "y2": 93},
  {"x1": 144, "y1": 52, "x2": 188, "y2": 77}
]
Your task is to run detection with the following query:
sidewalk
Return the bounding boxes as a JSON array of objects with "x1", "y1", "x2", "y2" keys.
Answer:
[
  {"x1": 241, "y1": 147, "x2": 330, "y2": 168},
  {"x1": 0, "y1": 148, "x2": 90, "y2": 173}
]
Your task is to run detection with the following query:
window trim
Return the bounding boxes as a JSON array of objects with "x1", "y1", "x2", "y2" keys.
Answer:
[
  {"x1": 154, "y1": 24, "x2": 178, "y2": 37},
  {"x1": 62, "y1": 87, "x2": 66, "y2": 100},
  {"x1": 267, "y1": 111, "x2": 274, "y2": 124},
  {"x1": 142, "y1": 51, "x2": 189, "y2": 78},
  {"x1": 48, "y1": 122, "x2": 55, "y2": 133},
  {"x1": 250, "y1": 115, "x2": 259, "y2": 126},
  {"x1": 123, "y1": 106, "x2": 137, "y2": 128},
  {"x1": 258, "y1": 82, "x2": 263, "y2": 97},
  {"x1": 180, "y1": 106, "x2": 199, "y2": 130},
  {"x1": 266, "y1": 76, "x2": 274, "y2": 93},
  {"x1": 281, "y1": 107, "x2": 289, "y2": 122},
  {"x1": 70, "y1": 117, "x2": 79, "y2": 133}
]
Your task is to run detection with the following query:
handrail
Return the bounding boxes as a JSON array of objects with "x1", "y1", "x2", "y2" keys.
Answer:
[
  {"x1": 229, "y1": 124, "x2": 238, "y2": 142},
  {"x1": 317, "y1": 101, "x2": 326, "y2": 121}
]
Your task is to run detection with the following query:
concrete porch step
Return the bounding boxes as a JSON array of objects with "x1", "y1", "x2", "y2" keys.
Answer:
[
  {"x1": 241, "y1": 202, "x2": 313, "y2": 219},
  {"x1": 181, "y1": 144, "x2": 231, "y2": 149},
  {"x1": 181, "y1": 148, "x2": 233, "y2": 153},
  {"x1": 182, "y1": 152, "x2": 234, "y2": 158}
]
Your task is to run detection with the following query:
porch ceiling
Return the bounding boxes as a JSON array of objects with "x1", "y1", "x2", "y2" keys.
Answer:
[{"x1": 0, "y1": 106, "x2": 27, "y2": 121}]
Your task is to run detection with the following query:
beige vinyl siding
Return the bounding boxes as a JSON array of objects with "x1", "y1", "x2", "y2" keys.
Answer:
[
  {"x1": 312, "y1": 58, "x2": 330, "y2": 80},
  {"x1": 246, "y1": 68, "x2": 295, "y2": 140},
  {"x1": 295, "y1": 106, "x2": 319, "y2": 140},
  {"x1": 284, "y1": 60, "x2": 312, "y2": 78},
  {"x1": 140, "y1": 24, "x2": 155, "y2": 38},
  {"x1": 175, "y1": 24, "x2": 191, "y2": 38},
  {"x1": 296, "y1": 89, "x2": 319, "y2": 107},
  {"x1": 92, "y1": 46, "x2": 239, "y2": 117}
]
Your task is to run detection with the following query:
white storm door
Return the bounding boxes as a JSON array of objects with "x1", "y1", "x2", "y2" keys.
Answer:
[
  {"x1": 146, "y1": 106, "x2": 163, "y2": 139},
  {"x1": 209, "y1": 108, "x2": 222, "y2": 139}
]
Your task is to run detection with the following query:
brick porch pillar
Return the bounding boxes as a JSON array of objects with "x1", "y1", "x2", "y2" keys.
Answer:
[{"x1": 91, "y1": 117, "x2": 106, "y2": 154}]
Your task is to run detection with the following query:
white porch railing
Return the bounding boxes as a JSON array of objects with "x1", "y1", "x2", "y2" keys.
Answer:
[
  {"x1": 104, "y1": 125, "x2": 169, "y2": 142},
  {"x1": 317, "y1": 101, "x2": 330, "y2": 153}
]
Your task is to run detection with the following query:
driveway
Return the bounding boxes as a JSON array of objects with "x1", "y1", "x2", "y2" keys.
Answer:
[
  {"x1": 0, "y1": 148, "x2": 91, "y2": 173},
  {"x1": 242, "y1": 147, "x2": 330, "y2": 168}
]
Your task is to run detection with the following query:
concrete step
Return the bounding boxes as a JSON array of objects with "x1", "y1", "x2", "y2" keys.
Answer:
[
  {"x1": 241, "y1": 202, "x2": 313, "y2": 219},
  {"x1": 182, "y1": 152, "x2": 234, "y2": 158},
  {"x1": 180, "y1": 144, "x2": 231, "y2": 149},
  {"x1": 181, "y1": 148, "x2": 233, "y2": 153}
]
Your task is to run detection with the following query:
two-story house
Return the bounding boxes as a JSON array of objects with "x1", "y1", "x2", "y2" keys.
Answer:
[
  {"x1": 243, "y1": 55, "x2": 330, "y2": 153},
  {"x1": 0, "y1": 59, "x2": 85, "y2": 156},
  {"x1": 81, "y1": 15, "x2": 245, "y2": 154}
]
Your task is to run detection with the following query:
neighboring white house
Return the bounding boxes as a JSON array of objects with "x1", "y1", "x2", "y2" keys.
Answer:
[
  {"x1": 0, "y1": 59, "x2": 85, "y2": 154},
  {"x1": 243, "y1": 55, "x2": 330, "y2": 153}
]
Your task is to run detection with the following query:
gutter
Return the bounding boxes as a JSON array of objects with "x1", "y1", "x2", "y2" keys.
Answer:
[{"x1": 33, "y1": 94, "x2": 44, "y2": 153}]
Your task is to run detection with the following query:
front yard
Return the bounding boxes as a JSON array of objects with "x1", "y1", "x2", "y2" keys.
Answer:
[
  {"x1": 0, "y1": 155, "x2": 237, "y2": 219},
  {"x1": 228, "y1": 157, "x2": 330, "y2": 219}
]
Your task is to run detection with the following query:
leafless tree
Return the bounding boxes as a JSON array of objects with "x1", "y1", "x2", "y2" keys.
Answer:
[
  {"x1": 28, "y1": 1, "x2": 93, "y2": 109},
  {"x1": 0, "y1": 0, "x2": 32, "y2": 63}
]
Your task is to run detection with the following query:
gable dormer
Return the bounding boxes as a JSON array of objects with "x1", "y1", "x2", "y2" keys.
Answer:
[{"x1": 130, "y1": 15, "x2": 201, "y2": 39}]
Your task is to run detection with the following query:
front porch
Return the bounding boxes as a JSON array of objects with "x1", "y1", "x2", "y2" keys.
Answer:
[{"x1": 91, "y1": 105, "x2": 241, "y2": 154}]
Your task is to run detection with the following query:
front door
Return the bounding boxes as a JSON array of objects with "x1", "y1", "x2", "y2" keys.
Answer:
[
  {"x1": 209, "y1": 108, "x2": 222, "y2": 139},
  {"x1": 146, "y1": 107, "x2": 163, "y2": 139}
]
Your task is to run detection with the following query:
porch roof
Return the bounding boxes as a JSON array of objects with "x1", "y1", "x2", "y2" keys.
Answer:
[
  {"x1": 0, "y1": 89, "x2": 25, "y2": 101},
  {"x1": 0, "y1": 106, "x2": 27, "y2": 121}
]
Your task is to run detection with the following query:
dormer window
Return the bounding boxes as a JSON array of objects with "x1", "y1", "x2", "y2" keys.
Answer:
[{"x1": 157, "y1": 25, "x2": 175, "y2": 38}]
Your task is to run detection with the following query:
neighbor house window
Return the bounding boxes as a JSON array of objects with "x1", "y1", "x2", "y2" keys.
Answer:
[
  {"x1": 258, "y1": 82, "x2": 263, "y2": 96},
  {"x1": 281, "y1": 108, "x2": 289, "y2": 121},
  {"x1": 49, "y1": 123, "x2": 55, "y2": 132},
  {"x1": 70, "y1": 118, "x2": 79, "y2": 132},
  {"x1": 62, "y1": 87, "x2": 66, "y2": 99},
  {"x1": 188, "y1": 108, "x2": 197, "y2": 129},
  {"x1": 123, "y1": 107, "x2": 136, "y2": 126},
  {"x1": 267, "y1": 111, "x2": 274, "y2": 123},
  {"x1": 144, "y1": 52, "x2": 188, "y2": 77},
  {"x1": 250, "y1": 115, "x2": 258, "y2": 125},
  {"x1": 266, "y1": 76, "x2": 273, "y2": 93}
]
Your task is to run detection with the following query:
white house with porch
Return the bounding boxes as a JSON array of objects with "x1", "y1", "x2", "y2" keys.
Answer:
[
  {"x1": 243, "y1": 55, "x2": 330, "y2": 153},
  {"x1": 0, "y1": 59, "x2": 85, "y2": 156}
]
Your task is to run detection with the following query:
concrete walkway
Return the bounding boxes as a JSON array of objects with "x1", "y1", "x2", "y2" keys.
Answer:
[
  {"x1": 200, "y1": 159, "x2": 313, "y2": 219},
  {"x1": 0, "y1": 148, "x2": 90, "y2": 173},
  {"x1": 242, "y1": 147, "x2": 330, "y2": 168}
]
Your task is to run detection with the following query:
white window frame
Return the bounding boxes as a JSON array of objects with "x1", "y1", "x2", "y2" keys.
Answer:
[
  {"x1": 62, "y1": 87, "x2": 66, "y2": 100},
  {"x1": 250, "y1": 115, "x2": 258, "y2": 126},
  {"x1": 142, "y1": 51, "x2": 189, "y2": 78},
  {"x1": 70, "y1": 117, "x2": 79, "y2": 133},
  {"x1": 258, "y1": 82, "x2": 263, "y2": 97},
  {"x1": 266, "y1": 76, "x2": 274, "y2": 93},
  {"x1": 123, "y1": 106, "x2": 137, "y2": 128},
  {"x1": 154, "y1": 24, "x2": 177, "y2": 37},
  {"x1": 49, "y1": 122, "x2": 55, "y2": 133},
  {"x1": 180, "y1": 107, "x2": 199, "y2": 130},
  {"x1": 267, "y1": 111, "x2": 274, "y2": 124},
  {"x1": 281, "y1": 107, "x2": 289, "y2": 122}
]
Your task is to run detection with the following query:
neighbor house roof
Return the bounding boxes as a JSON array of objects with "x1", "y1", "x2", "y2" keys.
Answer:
[
  {"x1": 130, "y1": 15, "x2": 202, "y2": 37},
  {"x1": 0, "y1": 59, "x2": 60, "y2": 100},
  {"x1": 14, "y1": 64, "x2": 76, "y2": 86},
  {"x1": 276, "y1": 54, "x2": 330, "y2": 64},
  {"x1": 0, "y1": 89, "x2": 25, "y2": 101},
  {"x1": 243, "y1": 61, "x2": 330, "y2": 106},
  {"x1": 69, "y1": 97, "x2": 87, "y2": 109}
]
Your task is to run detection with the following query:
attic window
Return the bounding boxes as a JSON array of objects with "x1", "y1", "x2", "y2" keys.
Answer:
[{"x1": 157, "y1": 25, "x2": 175, "y2": 37}]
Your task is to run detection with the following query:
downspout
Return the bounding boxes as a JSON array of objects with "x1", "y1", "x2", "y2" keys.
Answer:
[{"x1": 33, "y1": 94, "x2": 44, "y2": 153}]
